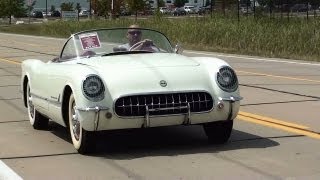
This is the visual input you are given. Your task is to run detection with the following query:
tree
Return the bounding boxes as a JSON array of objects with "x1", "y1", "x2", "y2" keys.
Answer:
[
  {"x1": 76, "y1": 3, "x2": 82, "y2": 14},
  {"x1": 174, "y1": 0, "x2": 188, "y2": 7},
  {"x1": 126, "y1": 0, "x2": 147, "y2": 21},
  {"x1": 96, "y1": 0, "x2": 110, "y2": 18},
  {"x1": 0, "y1": 0, "x2": 26, "y2": 24},
  {"x1": 95, "y1": 0, "x2": 124, "y2": 18},
  {"x1": 27, "y1": 0, "x2": 36, "y2": 24},
  {"x1": 310, "y1": 0, "x2": 320, "y2": 9},
  {"x1": 205, "y1": 0, "x2": 211, "y2": 6},
  {"x1": 50, "y1": 5, "x2": 56, "y2": 12},
  {"x1": 159, "y1": 0, "x2": 165, "y2": 7},
  {"x1": 60, "y1": 2, "x2": 74, "y2": 11},
  {"x1": 27, "y1": 0, "x2": 37, "y2": 16}
]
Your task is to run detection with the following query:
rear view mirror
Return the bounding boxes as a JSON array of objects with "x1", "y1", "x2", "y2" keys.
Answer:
[{"x1": 174, "y1": 44, "x2": 184, "y2": 54}]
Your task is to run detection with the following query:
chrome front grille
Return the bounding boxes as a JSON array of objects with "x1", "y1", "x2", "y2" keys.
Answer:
[{"x1": 115, "y1": 92, "x2": 214, "y2": 117}]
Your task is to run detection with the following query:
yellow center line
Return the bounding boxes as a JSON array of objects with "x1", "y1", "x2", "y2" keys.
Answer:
[
  {"x1": 4, "y1": 39, "x2": 43, "y2": 47},
  {"x1": 239, "y1": 111, "x2": 309, "y2": 129},
  {"x1": 0, "y1": 58, "x2": 21, "y2": 65},
  {"x1": 237, "y1": 70, "x2": 320, "y2": 83},
  {"x1": 237, "y1": 111, "x2": 320, "y2": 140},
  {"x1": 2, "y1": 39, "x2": 60, "y2": 52}
]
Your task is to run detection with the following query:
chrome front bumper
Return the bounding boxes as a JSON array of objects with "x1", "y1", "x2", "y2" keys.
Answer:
[{"x1": 76, "y1": 96, "x2": 242, "y2": 131}]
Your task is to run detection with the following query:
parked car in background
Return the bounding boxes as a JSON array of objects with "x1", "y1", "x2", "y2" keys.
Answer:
[
  {"x1": 159, "y1": 7, "x2": 169, "y2": 14},
  {"x1": 196, "y1": 6, "x2": 211, "y2": 15},
  {"x1": 120, "y1": 9, "x2": 131, "y2": 16},
  {"x1": 240, "y1": 6, "x2": 253, "y2": 14},
  {"x1": 51, "y1": 10, "x2": 61, "y2": 17},
  {"x1": 290, "y1": 4, "x2": 311, "y2": 12},
  {"x1": 42, "y1": 11, "x2": 51, "y2": 17},
  {"x1": 79, "y1": 10, "x2": 89, "y2": 17},
  {"x1": 172, "y1": 7, "x2": 187, "y2": 16},
  {"x1": 184, "y1": 6, "x2": 196, "y2": 14},
  {"x1": 32, "y1": 11, "x2": 43, "y2": 18},
  {"x1": 197, "y1": 5, "x2": 213, "y2": 15}
]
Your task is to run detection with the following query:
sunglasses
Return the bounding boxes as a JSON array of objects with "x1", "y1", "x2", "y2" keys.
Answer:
[{"x1": 128, "y1": 31, "x2": 142, "y2": 35}]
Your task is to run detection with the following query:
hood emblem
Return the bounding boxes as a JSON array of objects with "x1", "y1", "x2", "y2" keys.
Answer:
[{"x1": 159, "y1": 80, "x2": 167, "y2": 87}]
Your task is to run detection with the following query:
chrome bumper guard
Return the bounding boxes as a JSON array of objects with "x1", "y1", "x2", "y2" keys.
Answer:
[
  {"x1": 219, "y1": 96, "x2": 243, "y2": 121},
  {"x1": 143, "y1": 103, "x2": 191, "y2": 128},
  {"x1": 77, "y1": 106, "x2": 109, "y2": 131},
  {"x1": 218, "y1": 96, "x2": 243, "y2": 102}
]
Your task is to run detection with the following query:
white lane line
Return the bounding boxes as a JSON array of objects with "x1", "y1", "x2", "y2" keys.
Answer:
[
  {"x1": 0, "y1": 32, "x2": 65, "y2": 41},
  {"x1": 1, "y1": 32, "x2": 320, "y2": 67},
  {"x1": 184, "y1": 50, "x2": 320, "y2": 66},
  {"x1": 0, "y1": 161, "x2": 23, "y2": 180}
]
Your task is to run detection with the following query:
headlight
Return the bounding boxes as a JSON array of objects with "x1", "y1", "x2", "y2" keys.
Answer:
[
  {"x1": 82, "y1": 75, "x2": 105, "y2": 101},
  {"x1": 216, "y1": 66, "x2": 238, "y2": 92}
]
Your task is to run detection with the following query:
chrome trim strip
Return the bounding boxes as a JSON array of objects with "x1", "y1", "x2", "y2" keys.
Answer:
[
  {"x1": 50, "y1": 96, "x2": 58, "y2": 100},
  {"x1": 148, "y1": 106, "x2": 188, "y2": 112},
  {"x1": 219, "y1": 96, "x2": 243, "y2": 102},
  {"x1": 31, "y1": 92, "x2": 62, "y2": 105},
  {"x1": 30, "y1": 92, "x2": 47, "y2": 101},
  {"x1": 183, "y1": 103, "x2": 191, "y2": 125},
  {"x1": 77, "y1": 106, "x2": 109, "y2": 112},
  {"x1": 94, "y1": 110, "x2": 100, "y2": 131},
  {"x1": 144, "y1": 106, "x2": 150, "y2": 128},
  {"x1": 114, "y1": 107, "x2": 213, "y2": 119}
]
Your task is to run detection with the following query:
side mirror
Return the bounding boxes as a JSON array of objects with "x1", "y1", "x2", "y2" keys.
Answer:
[{"x1": 174, "y1": 44, "x2": 184, "y2": 54}]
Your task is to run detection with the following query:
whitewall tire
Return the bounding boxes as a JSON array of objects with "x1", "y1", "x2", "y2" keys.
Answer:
[
  {"x1": 68, "y1": 93, "x2": 95, "y2": 154},
  {"x1": 26, "y1": 82, "x2": 48, "y2": 130}
]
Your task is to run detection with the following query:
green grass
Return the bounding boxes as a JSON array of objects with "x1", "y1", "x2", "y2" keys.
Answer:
[{"x1": 1, "y1": 16, "x2": 320, "y2": 61}]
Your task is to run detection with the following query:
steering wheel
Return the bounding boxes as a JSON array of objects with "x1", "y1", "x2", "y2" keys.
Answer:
[{"x1": 129, "y1": 39, "x2": 154, "y2": 51}]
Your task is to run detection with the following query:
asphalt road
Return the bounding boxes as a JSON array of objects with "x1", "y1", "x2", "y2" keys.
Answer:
[{"x1": 0, "y1": 33, "x2": 319, "y2": 180}]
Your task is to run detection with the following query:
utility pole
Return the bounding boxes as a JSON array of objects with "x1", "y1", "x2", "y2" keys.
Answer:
[
  {"x1": 238, "y1": 0, "x2": 240, "y2": 23},
  {"x1": 110, "y1": 0, "x2": 114, "y2": 19},
  {"x1": 46, "y1": 0, "x2": 47, "y2": 17},
  {"x1": 89, "y1": 0, "x2": 92, "y2": 18},
  {"x1": 210, "y1": 0, "x2": 213, "y2": 18},
  {"x1": 28, "y1": 0, "x2": 31, "y2": 24}
]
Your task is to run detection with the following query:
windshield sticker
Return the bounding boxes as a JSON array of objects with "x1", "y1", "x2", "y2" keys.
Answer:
[{"x1": 79, "y1": 32, "x2": 101, "y2": 50}]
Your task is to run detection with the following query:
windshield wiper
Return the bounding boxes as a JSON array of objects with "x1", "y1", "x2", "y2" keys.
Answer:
[{"x1": 101, "y1": 51, "x2": 153, "y2": 57}]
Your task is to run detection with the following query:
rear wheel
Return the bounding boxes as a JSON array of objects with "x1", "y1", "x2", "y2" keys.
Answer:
[
  {"x1": 203, "y1": 120, "x2": 233, "y2": 144},
  {"x1": 68, "y1": 93, "x2": 96, "y2": 154},
  {"x1": 26, "y1": 82, "x2": 48, "y2": 130}
]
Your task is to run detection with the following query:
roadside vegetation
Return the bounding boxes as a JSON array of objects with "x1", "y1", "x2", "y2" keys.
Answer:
[{"x1": 0, "y1": 16, "x2": 319, "y2": 62}]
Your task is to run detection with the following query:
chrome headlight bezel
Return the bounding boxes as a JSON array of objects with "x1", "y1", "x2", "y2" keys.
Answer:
[
  {"x1": 82, "y1": 75, "x2": 105, "y2": 102},
  {"x1": 216, "y1": 66, "x2": 238, "y2": 92}
]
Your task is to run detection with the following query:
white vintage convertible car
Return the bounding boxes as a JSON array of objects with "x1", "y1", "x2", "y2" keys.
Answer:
[{"x1": 21, "y1": 27, "x2": 242, "y2": 154}]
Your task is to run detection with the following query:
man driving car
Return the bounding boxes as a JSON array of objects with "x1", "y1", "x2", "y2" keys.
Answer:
[{"x1": 115, "y1": 24, "x2": 159, "y2": 52}]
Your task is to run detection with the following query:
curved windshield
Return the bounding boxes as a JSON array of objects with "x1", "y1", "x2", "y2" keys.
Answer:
[{"x1": 60, "y1": 28, "x2": 174, "y2": 61}]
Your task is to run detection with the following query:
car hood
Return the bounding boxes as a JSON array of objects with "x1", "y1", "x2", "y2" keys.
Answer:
[
  {"x1": 77, "y1": 53, "x2": 212, "y2": 99},
  {"x1": 79, "y1": 53, "x2": 200, "y2": 69}
]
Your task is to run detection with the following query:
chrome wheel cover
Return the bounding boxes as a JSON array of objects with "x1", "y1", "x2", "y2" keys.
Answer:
[
  {"x1": 27, "y1": 85, "x2": 34, "y2": 119},
  {"x1": 71, "y1": 100, "x2": 80, "y2": 141}
]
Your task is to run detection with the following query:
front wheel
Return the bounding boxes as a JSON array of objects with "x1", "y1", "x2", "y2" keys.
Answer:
[
  {"x1": 68, "y1": 93, "x2": 96, "y2": 154},
  {"x1": 26, "y1": 82, "x2": 48, "y2": 130},
  {"x1": 203, "y1": 120, "x2": 233, "y2": 144}
]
